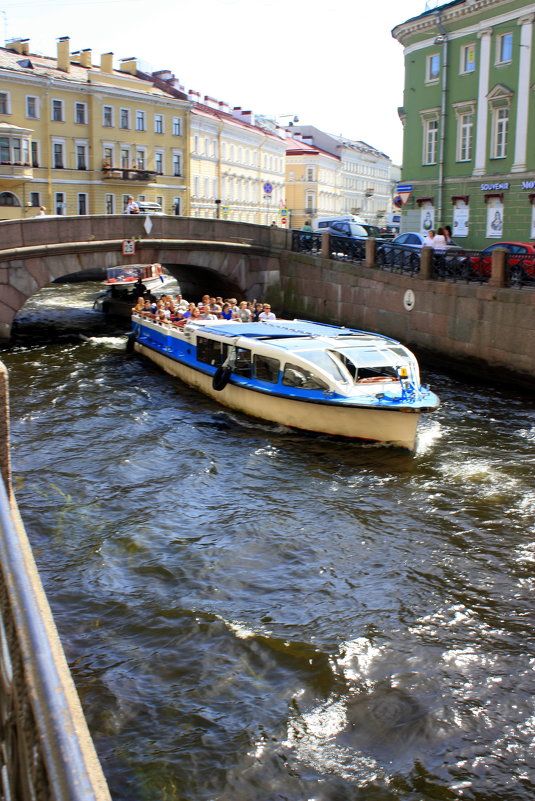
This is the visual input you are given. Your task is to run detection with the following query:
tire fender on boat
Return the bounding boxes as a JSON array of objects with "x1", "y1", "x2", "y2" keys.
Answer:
[
  {"x1": 212, "y1": 365, "x2": 232, "y2": 391},
  {"x1": 126, "y1": 332, "x2": 136, "y2": 354}
]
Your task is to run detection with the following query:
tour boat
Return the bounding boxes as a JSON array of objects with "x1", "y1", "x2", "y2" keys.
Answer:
[
  {"x1": 103, "y1": 263, "x2": 168, "y2": 291},
  {"x1": 129, "y1": 316, "x2": 440, "y2": 450},
  {"x1": 94, "y1": 263, "x2": 174, "y2": 317}
]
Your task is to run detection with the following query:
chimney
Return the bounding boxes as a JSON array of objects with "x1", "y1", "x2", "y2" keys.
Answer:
[
  {"x1": 7, "y1": 38, "x2": 30, "y2": 55},
  {"x1": 218, "y1": 101, "x2": 230, "y2": 113},
  {"x1": 119, "y1": 57, "x2": 137, "y2": 75},
  {"x1": 204, "y1": 95, "x2": 219, "y2": 109},
  {"x1": 57, "y1": 36, "x2": 71, "y2": 72},
  {"x1": 240, "y1": 110, "x2": 254, "y2": 125},
  {"x1": 79, "y1": 49, "x2": 92, "y2": 68},
  {"x1": 188, "y1": 90, "x2": 201, "y2": 102},
  {"x1": 100, "y1": 52, "x2": 114, "y2": 73},
  {"x1": 232, "y1": 106, "x2": 242, "y2": 120}
]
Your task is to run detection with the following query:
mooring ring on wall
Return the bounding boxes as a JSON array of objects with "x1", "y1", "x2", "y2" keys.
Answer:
[{"x1": 403, "y1": 289, "x2": 415, "y2": 312}]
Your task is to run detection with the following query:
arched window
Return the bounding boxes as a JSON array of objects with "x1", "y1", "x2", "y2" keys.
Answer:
[{"x1": 0, "y1": 192, "x2": 21, "y2": 207}]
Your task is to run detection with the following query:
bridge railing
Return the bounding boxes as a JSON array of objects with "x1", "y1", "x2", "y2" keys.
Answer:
[{"x1": 0, "y1": 365, "x2": 111, "y2": 801}]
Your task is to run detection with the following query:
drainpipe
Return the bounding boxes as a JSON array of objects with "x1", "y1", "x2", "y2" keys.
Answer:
[{"x1": 435, "y1": 12, "x2": 448, "y2": 226}]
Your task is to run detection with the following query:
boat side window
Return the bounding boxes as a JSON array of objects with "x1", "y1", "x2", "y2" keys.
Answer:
[
  {"x1": 282, "y1": 362, "x2": 329, "y2": 390},
  {"x1": 197, "y1": 336, "x2": 227, "y2": 367},
  {"x1": 234, "y1": 347, "x2": 252, "y2": 377},
  {"x1": 253, "y1": 354, "x2": 280, "y2": 383}
]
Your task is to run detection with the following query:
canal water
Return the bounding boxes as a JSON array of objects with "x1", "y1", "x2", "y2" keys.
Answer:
[{"x1": 2, "y1": 283, "x2": 534, "y2": 801}]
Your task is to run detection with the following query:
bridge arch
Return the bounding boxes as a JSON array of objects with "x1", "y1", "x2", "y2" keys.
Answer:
[{"x1": 0, "y1": 215, "x2": 288, "y2": 340}]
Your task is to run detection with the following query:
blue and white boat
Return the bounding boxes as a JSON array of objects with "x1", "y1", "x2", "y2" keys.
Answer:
[{"x1": 129, "y1": 315, "x2": 440, "y2": 450}]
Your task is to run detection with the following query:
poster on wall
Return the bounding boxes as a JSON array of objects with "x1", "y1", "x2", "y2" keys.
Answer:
[
  {"x1": 486, "y1": 199, "x2": 504, "y2": 238},
  {"x1": 531, "y1": 203, "x2": 535, "y2": 239},
  {"x1": 453, "y1": 202, "x2": 469, "y2": 237},
  {"x1": 420, "y1": 204, "x2": 435, "y2": 235}
]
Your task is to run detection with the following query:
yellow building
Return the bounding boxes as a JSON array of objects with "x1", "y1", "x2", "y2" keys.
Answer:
[
  {"x1": 189, "y1": 98, "x2": 286, "y2": 224},
  {"x1": 0, "y1": 37, "x2": 190, "y2": 219},
  {"x1": 284, "y1": 134, "x2": 341, "y2": 229}
]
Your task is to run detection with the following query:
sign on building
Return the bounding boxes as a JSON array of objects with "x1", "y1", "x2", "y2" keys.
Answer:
[
  {"x1": 486, "y1": 199, "x2": 504, "y2": 239},
  {"x1": 122, "y1": 239, "x2": 136, "y2": 255}
]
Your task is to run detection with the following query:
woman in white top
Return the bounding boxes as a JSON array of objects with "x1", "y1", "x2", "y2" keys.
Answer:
[
  {"x1": 433, "y1": 227, "x2": 447, "y2": 251},
  {"x1": 422, "y1": 230, "x2": 435, "y2": 247}
]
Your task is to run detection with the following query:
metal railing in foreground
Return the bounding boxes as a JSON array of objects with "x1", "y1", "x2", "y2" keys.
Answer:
[
  {"x1": 291, "y1": 230, "x2": 322, "y2": 255},
  {"x1": 0, "y1": 474, "x2": 112, "y2": 801}
]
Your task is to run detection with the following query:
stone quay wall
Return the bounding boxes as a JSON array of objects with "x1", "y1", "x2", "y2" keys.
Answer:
[{"x1": 273, "y1": 251, "x2": 535, "y2": 387}]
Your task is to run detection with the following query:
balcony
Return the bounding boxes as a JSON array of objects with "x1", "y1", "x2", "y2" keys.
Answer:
[
  {"x1": 0, "y1": 162, "x2": 33, "y2": 180},
  {"x1": 102, "y1": 167, "x2": 157, "y2": 182}
]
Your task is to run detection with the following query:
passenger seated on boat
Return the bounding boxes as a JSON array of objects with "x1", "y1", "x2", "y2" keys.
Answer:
[
  {"x1": 259, "y1": 304, "x2": 276, "y2": 321},
  {"x1": 132, "y1": 297, "x2": 145, "y2": 313},
  {"x1": 200, "y1": 305, "x2": 217, "y2": 320},
  {"x1": 220, "y1": 303, "x2": 237, "y2": 320},
  {"x1": 252, "y1": 302, "x2": 264, "y2": 321}
]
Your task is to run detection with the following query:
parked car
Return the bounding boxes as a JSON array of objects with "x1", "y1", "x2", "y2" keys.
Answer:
[
  {"x1": 137, "y1": 201, "x2": 166, "y2": 215},
  {"x1": 469, "y1": 241, "x2": 535, "y2": 279},
  {"x1": 376, "y1": 232, "x2": 465, "y2": 272},
  {"x1": 327, "y1": 220, "x2": 387, "y2": 241}
]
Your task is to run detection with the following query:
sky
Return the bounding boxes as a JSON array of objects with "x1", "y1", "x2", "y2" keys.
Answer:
[{"x1": 0, "y1": 0, "x2": 433, "y2": 164}]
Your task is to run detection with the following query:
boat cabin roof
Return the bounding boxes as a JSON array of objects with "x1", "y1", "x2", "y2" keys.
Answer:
[{"x1": 191, "y1": 319, "x2": 403, "y2": 353}]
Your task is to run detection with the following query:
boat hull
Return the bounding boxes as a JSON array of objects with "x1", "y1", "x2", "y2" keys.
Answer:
[{"x1": 134, "y1": 340, "x2": 421, "y2": 450}]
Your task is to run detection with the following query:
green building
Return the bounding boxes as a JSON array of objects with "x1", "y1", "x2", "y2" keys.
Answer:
[{"x1": 392, "y1": 0, "x2": 535, "y2": 249}]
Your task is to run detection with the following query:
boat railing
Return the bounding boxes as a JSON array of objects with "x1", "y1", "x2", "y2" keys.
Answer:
[{"x1": 0, "y1": 469, "x2": 111, "y2": 800}]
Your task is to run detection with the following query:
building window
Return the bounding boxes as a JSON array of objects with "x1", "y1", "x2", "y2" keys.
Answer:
[
  {"x1": 30, "y1": 192, "x2": 40, "y2": 207},
  {"x1": 0, "y1": 92, "x2": 10, "y2": 115},
  {"x1": 120, "y1": 108, "x2": 130, "y2": 129},
  {"x1": 103, "y1": 146, "x2": 113, "y2": 167},
  {"x1": 26, "y1": 96, "x2": 39, "y2": 119},
  {"x1": 135, "y1": 150, "x2": 145, "y2": 169},
  {"x1": 154, "y1": 114, "x2": 164, "y2": 134},
  {"x1": 31, "y1": 141, "x2": 39, "y2": 167},
  {"x1": 461, "y1": 43, "x2": 476, "y2": 74},
  {"x1": 121, "y1": 149, "x2": 129, "y2": 168},
  {"x1": 497, "y1": 32, "x2": 513, "y2": 64},
  {"x1": 172, "y1": 117, "x2": 182, "y2": 136},
  {"x1": 78, "y1": 193, "x2": 88, "y2": 215},
  {"x1": 155, "y1": 151, "x2": 163, "y2": 174},
  {"x1": 53, "y1": 142, "x2": 64, "y2": 169},
  {"x1": 76, "y1": 144, "x2": 87, "y2": 170},
  {"x1": 156, "y1": 196, "x2": 164, "y2": 209},
  {"x1": 136, "y1": 111, "x2": 145, "y2": 131},
  {"x1": 306, "y1": 193, "x2": 314, "y2": 213},
  {"x1": 193, "y1": 135, "x2": 199, "y2": 154},
  {"x1": 422, "y1": 117, "x2": 439, "y2": 165},
  {"x1": 75, "y1": 102, "x2": 87, "y2": 124},
  {"x1": 172, "y1": 153, "x2": 181, "y2": 177},
  {"x1": 173, "y1": 197, "x2": 181, "y2": 215},
  {"x1": 103, "y1": 105, "x2": 113, "y2": 127},
  {"x1": 52, "y1": 99, "x2": 64, "y2": 122},
  {"x1": 0, "y1": 192, "x2": 21, "y2": 206},
  {"x1": 426, "y1": 53, "x2": 440, "y2": 82},
  {"x1": 105, "y1": 194, "x2": 115, "y2": 214},
  {"x1": 55, "y1": 192, "x2": 66, "y2": 215},
  {"x1": 492, "y1": 107, "x2": 508, "y2": 158},
  {"x1": 306, "y1": 167, "x2": 315, "y2": 182},
  {"x1": 457, "y1": 112, "x2": 473, "y2": 162},
  {"x1": 193, "y1": 176, "x2": 200, "y2": 197}
]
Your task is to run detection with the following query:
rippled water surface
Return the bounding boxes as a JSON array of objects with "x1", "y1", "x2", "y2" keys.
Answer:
[{"x1": 3, "y1": 284, "x2": 535, "y2": 801}]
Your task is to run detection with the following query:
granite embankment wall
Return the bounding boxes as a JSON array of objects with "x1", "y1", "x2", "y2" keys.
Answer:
[{"x1": 274, "y1": 252, "x2": 535, "y2": 387}]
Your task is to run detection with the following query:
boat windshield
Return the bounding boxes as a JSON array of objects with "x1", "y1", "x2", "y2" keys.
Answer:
[
  {"x1": 332, "y1": 347, "x2": 403, "y2": 381},
  {"x1": 299, "y1": 349, "x2": 349, "y2": 383}
]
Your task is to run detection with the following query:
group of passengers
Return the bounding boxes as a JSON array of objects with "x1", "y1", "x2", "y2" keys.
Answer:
[{"x1": 132, "y1": 293, "x2": 276, "y2": 326}]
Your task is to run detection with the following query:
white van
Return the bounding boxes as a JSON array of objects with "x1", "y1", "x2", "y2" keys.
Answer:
[{"x1": 312, "y1": 214, "x2": 366, "y2": 232}]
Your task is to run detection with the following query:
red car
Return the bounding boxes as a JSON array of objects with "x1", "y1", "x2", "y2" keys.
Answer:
[{"x1": 471, "y1": 242, "x2": 535, "y2": 279}]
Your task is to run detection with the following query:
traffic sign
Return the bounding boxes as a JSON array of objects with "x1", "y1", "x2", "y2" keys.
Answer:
[
  {"x1": 280, "y1": 208, "x2": 288, "y2": 216},
  {"x1": 263, "y1": 182, "x2": 273, "y2": 194},
  {"x1": 281, "y1": 217, "x2": 287, "y2": 224}
]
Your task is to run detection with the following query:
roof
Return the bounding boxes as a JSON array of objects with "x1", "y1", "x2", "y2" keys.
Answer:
[
  {"x1": 191, "y1": 102, "x2": 283, "y2": 141},
  {"x1": 0, "y1": 45, "x2": 171, "y2": 97},
  {"x1": 188, "y1": 318, "x2": 395, "y2": 344},
  {"x1": 285, "y1": 137, "x2": 340, "y2": 160}
]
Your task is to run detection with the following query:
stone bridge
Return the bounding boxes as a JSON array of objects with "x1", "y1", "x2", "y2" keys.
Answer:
[{"x1": 0, "y1": 215, "x2": 288, "y2": 341}]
